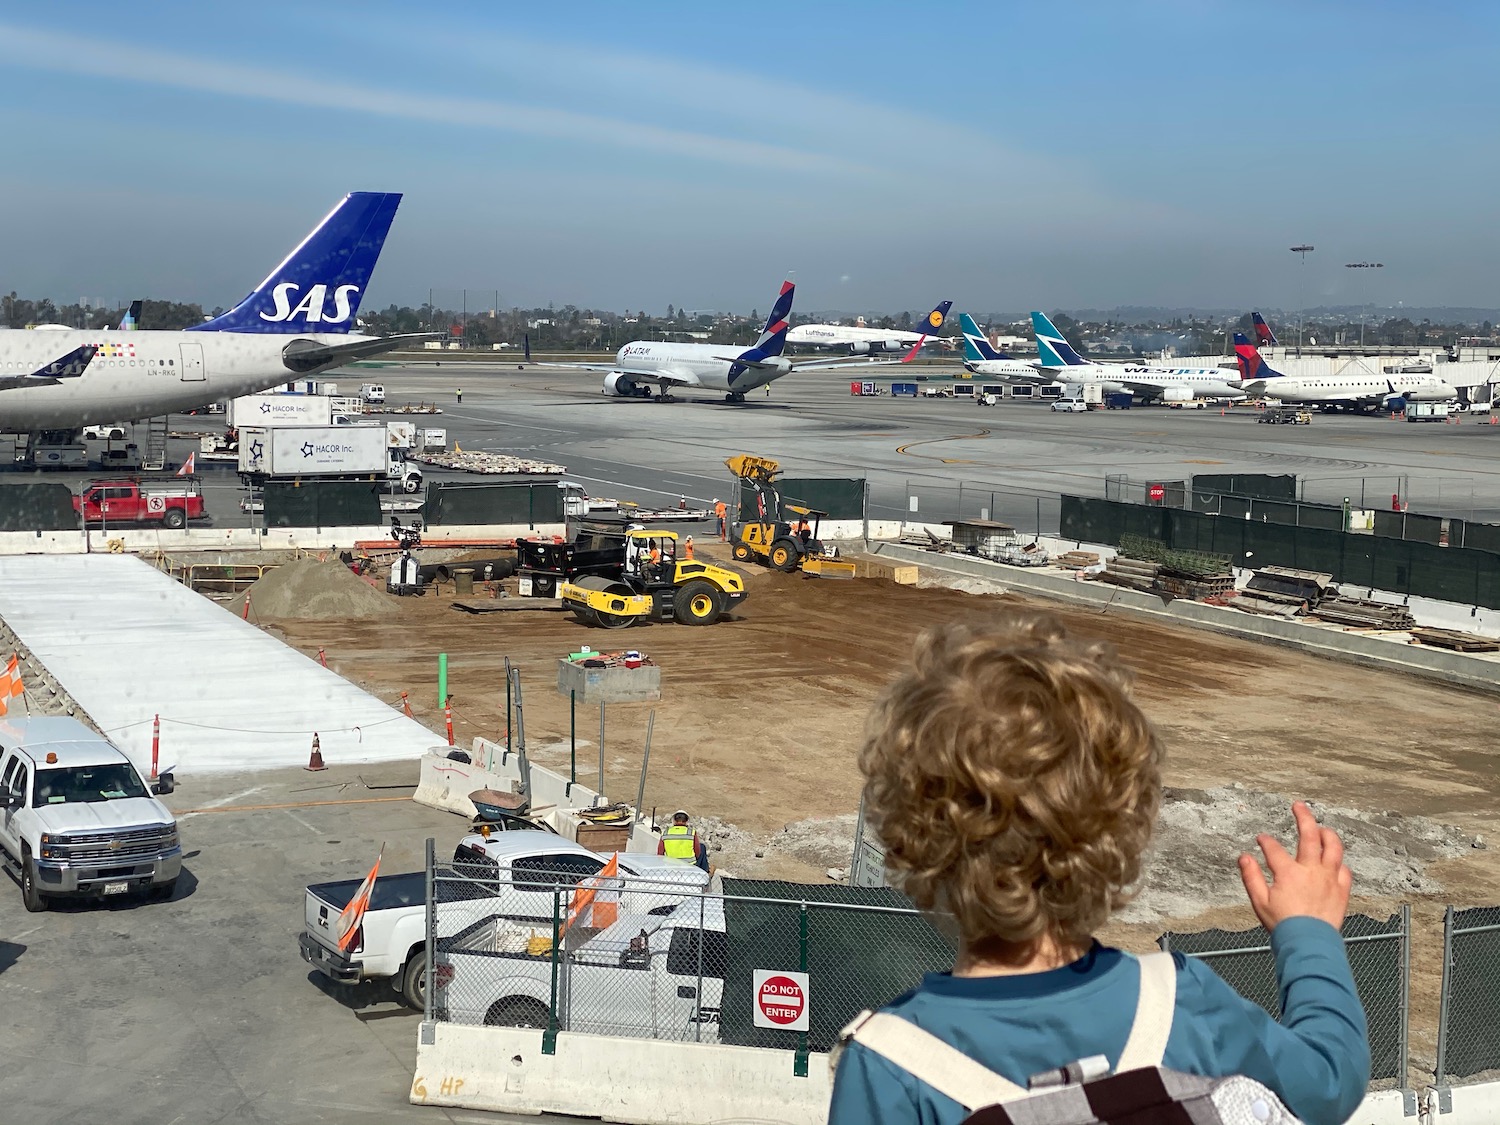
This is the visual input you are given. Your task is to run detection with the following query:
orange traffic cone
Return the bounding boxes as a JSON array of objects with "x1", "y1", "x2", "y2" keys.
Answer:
[
  {"x1": 241, "y1": 597, "x2": 251, "y2": 620},
  {"x1": 305, "y1": 732, "x2": 327, "y2": 771}
]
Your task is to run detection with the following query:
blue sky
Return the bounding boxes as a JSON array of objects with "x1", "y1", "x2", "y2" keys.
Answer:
[{"x1": 2, "y1": 1, "x2": 1497, "y2": 316}]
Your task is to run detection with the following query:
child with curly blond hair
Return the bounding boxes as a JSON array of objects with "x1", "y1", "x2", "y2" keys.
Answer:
[{"x1": 830, "y1": 612, "x2": 1369, "y2": 1125}]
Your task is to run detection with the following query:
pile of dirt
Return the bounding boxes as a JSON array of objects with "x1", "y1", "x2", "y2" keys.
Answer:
[
  {"x1": 1120, "y1": 785, "x2": 1474, "y2": 925},
  {"x1": 231, "y1": 560, "x2": 395, "y2": 622},
  {"x1": 695, "y1": 813, "x2": 860, "y2": 880}
]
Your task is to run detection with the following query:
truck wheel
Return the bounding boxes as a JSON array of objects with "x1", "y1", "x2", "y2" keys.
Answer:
[
  {"x1": 485, "y1": 997, "x2": 551, "y2": 1029},
  {"x1": 163, "y1": 508, "x2": 186, "y2": 529},
  {"x1": 674, "y1": 580, "x2": 723, "y2": 626},
  {"x1": 731, "y1": 543, "x2": 751, "y2": 562},
  {"x1": 769, "y1": 539, "x2": 799, "y2": 571},
  {"x1": 21, "y1": 851, "x2": 46, "y2": 913},
  {"x1": 151, "y1": 878, "x2": 178, "y2": 902},
  {"x1": 403, "y1": 476, "x2": 421, "y2": 494},
  {"x1": 401, "y1": 950, "x2": 429, "y2": 1010}
]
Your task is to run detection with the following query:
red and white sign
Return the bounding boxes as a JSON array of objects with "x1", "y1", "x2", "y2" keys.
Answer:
[
  {"x1": 1147, "y1": 483, "x2": 1166, "y2": 502},
  {"x1": 752, "y1": 969, "x2": 810, "y2": 1032}
]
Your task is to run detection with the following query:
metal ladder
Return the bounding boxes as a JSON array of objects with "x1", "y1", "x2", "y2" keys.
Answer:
[{"x1": 141, "y1": 416, "x2": 169, "y2": 471}]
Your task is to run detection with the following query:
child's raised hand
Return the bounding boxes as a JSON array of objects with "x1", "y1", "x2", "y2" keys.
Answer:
[{"x1": 1238, "y1": 800, "x2": 1352, "y2": 932}]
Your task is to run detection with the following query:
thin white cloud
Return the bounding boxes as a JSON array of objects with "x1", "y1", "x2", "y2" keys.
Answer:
[{"x1": 0, "y1": 23, "x2": 872, "y2": 178}]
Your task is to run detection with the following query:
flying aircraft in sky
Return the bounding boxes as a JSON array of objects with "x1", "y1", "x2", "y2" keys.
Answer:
[
  {"x1": 0, "y1": 192, "x2": 421, "y2": 432},
  {"x1": 786, "y1": 300, "x2": 953, "y2": 356},
  {"x1": 1030, "y1": 311, "x2": 1243, "y2": 402},
  {"x1": 1231, "y1": 334, "x2": 1454, "y2": 409},
  {"x1": 551, "y1": 280, "x2": 902, "y2": 402}
]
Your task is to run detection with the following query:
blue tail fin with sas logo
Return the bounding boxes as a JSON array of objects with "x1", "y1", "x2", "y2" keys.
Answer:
[
  {"x1": 1031, "y1": 311, "x2": 1088, "y2": 367},
  {"x1": 960, "y1": 313, "x2": 1012, "y2": 362},
  {"x1": 190, "y1": 191, "x2": 402, "y2": 334}
]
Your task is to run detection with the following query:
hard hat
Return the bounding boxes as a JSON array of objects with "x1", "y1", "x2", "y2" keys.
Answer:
[{"x1": 673, "y1": 809, "x2": 690, "y2": 821}]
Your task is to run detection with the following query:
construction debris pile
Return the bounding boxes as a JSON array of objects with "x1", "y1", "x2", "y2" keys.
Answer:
[
  {"x1": 1098, "y1": 535, "x2": 1234, "y2": 600},
  {"x1": 563, "y1": 646, "x2": 657, "y2": 670},
  {"x1": 232, "y1": 559, "x2": 395, "y2": 622},
  {"x1": 1234, "y1": 565, "x2": 1417, "y2": 630},
  {"x1": 946, "y1": 520, "x2": 1050, "y2": 567},
  {"x1": 409, "y1": 449, "x2": 566, "y2": 474}
]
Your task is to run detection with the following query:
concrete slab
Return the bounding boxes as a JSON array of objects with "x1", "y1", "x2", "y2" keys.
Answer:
[{"x1": 0, "y1": 554, "x2": 446, "y2": 774}]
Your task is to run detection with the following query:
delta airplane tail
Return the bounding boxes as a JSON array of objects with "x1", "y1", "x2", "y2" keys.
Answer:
[
  {"x1": 190, "y1": 191, "x2": 403, "y2": 334},
  {"x1": 1031, "y1": 311, "x2": 1088, "y2": 367},
  {"x1": 1252, "y1": 312, "x2": 1278, "y2": 347},
  {"x1": 1233, "y1": 333, "x2": 1285, "y2": 385},
  {"x1": 745, "y1": 280, "x2": 795, "y2": 360},
  {"x1": 959, "y1": 313, "x2": 1012, "y2": 362}
]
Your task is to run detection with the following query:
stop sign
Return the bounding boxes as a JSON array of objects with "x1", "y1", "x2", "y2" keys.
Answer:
[
  {"x1": 1148, "y1": 484, "x2": 1165, "y2": 502},
  {"x1": 752, "y1": 969, "x2": 810, "y2": 1031}
]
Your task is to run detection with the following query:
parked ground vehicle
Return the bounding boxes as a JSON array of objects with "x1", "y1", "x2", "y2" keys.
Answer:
[
  {"x1": 299, "y1": 831, "x2": 707, "y2": 1009},
  {"x1": 1051, "y1": 399, "x2": 1088, "y2": 413},
  {"x1": 360, "y1": 384, "x2": 386, "y2": 405},
  {"x1": 434, "y1": 893, "x2": 727, "y2": 1038},
  {"x1": 83, "y1": 423, "x2": 128, "y2": 441},
  {"x1": 237, "y1": 424, "x2": 423, "y2": 493},
  {"x1": 73, "y1": 478, "x2": 207, "y2": 529},
  {"x1": 560, "y1": 529, "x2": 749, "y2": 627},
  {"x1": 517, "y1": 521, "x2": 629, "y2": 598},
  {"x1": 0, "y1": 716, "x2": 179, "y2": 912},
  {"x1": 724, "y1": 454, "x2": 855, "y2": 577},
  {"x1": 1257, "y1": 406, "x2": 1312, "y2": 425},
  {"x1": 1105, "y1": 392, "x2": 1134, "y2": 410}
]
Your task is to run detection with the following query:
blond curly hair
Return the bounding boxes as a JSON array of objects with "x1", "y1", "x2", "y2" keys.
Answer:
[{"x1": 859, "y1": 612, "x2": 1162, "y2": 949}]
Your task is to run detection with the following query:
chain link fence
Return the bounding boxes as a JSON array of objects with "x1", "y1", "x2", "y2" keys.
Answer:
[
  {"x1": 1160, "y1": 908, "x2": 1411, "y2": 1086},
  {"x1": 1435, "y1": 906, "x2": 1500, "y2": 1085},
  {"x1": 424, "y1": 844, "x2": 953, "y2": 1059}
]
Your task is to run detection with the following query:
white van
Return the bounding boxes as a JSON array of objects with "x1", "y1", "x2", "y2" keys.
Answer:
[{"x1": 360, "y1": 384, "x2": 387, "y2": 405}]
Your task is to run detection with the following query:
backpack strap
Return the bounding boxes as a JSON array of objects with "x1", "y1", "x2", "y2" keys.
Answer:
[
  {"x1": 843, "y1": 1010, "x2": 1029, "y2": 1109},
  {"x1": 1116, "y1": 951, "x2": 1177, "y2": 1072}
]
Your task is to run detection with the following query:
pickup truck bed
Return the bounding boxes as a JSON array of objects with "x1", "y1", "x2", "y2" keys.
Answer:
[{"x1": 308, "y1": 871, "x2": 426, "y2": 914}]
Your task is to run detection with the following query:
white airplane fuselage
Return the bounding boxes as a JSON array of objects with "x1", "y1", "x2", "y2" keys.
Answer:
[
  {"x1": 786, "y1": 324, "x2": 931, "y2": 350},
  {"x1": 611, "y1": 341, "x2": 787, "y2": 394},
  {"x1": 0, "y1": 329, "x2": 366, "y2": 430},
  {"x1": 1037, "y1": 363, "x2": 1244, "y2": 400},
  {"x1": 1253, "y1": 373, "x2": 1456, "y2": 405}
]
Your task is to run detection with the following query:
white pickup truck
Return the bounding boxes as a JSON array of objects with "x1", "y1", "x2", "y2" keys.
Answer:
[
  {"x1": 0, "y1": 716, "x2": 180, "y2": 912},
  {"x1": 299, "y1": 829, "x2": 708, "y2": 1010},
  {"x1": 433, "y1": 895, "x2": 726, "y2": 1038}
]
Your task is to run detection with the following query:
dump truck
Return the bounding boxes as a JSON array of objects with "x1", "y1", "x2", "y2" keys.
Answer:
[
  {"x1": 724, "y1": 454, "x2": 856, "y2": 578},
  {"x1": 559, "y1": 529, "x2": 747, "y2": 628}
]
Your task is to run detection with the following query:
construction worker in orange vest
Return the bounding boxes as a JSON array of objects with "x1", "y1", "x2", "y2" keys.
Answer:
[
  {"x1": 684, "y1": 536, "x2": 695, "y2": 560},
  {"x1": 713, "y1": 498, "x2": 727, "y2": 540}
]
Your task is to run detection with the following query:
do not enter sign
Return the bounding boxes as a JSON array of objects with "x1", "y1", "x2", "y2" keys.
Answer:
[{"x1": 752, "y1": 969, "x2": 810, "y2": 1032}]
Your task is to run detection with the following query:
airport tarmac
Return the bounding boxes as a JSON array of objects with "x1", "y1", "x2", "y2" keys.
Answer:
[{"x1": 6, "y1": 358, "x2": 1500, "y2": 532}]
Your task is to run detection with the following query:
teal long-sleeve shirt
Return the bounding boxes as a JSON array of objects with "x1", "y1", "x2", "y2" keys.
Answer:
[{"x1": 828, "y1": 917, "x2": 1369, "y2": 1125}]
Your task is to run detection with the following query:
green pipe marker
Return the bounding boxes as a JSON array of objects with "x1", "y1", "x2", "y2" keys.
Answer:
[{"x1": 438, "y1": 653, "x2": 448, "y2": 709}]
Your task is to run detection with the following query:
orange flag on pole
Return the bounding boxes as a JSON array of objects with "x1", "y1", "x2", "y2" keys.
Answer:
[
  {"x1": 177, "y1": 452, "x2": 196, "y2": 477},
  {"x1": 0, "y1": 655, "x2": 24, "y2": 717},
  {"x1": 564, "y1": 852, "x2": 620, "y2": 935},
  {"x1": 335, "y1": 845, "x2": 384, "y2": 953}
]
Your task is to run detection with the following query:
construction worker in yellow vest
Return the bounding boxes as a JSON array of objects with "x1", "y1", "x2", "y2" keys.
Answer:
[{"x1": 658, "y1": 810, "x2": 709, "y2": 872}]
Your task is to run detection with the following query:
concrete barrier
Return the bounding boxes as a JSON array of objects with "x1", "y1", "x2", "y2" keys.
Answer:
[
  {"x1": 871, "y1": 543, "x2": 1500, "y2": 695},
  {"x1": 1437, "y1": 1081, "x2": 1500, "y2": 1123},
  {"x1": 0, "y1": 523, "x2": 567, "y2": 557},
  {"x1": 411, "y1": 1021, "x2": 831, "y2": 1125}
]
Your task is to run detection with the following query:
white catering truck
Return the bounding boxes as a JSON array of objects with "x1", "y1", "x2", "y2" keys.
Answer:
[
  {"x1": 238, "y1": 424, "x2": 424, "y2": 493},
  {"x1": 0, "y1": 716, "x2": 180, "y2": 912}
]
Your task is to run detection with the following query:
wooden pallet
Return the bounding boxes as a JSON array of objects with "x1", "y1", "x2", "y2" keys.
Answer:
[{"x1": 1410, "y1": 627, "x2": 1500, "y2": 653}]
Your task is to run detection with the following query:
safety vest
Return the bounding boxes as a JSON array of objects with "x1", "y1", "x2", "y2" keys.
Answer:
[{"x1": 662, "y1": 824, "x2": 697, "y2": 860}]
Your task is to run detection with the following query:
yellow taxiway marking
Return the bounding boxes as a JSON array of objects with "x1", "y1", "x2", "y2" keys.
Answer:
[{"x1": 896, "y1": 429, "x2": 991, "y2": 461}]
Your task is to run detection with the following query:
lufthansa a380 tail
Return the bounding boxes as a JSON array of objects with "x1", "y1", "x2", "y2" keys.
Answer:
[{"x1": 189, "y1": 191, "x2": 402, "y2": 334}]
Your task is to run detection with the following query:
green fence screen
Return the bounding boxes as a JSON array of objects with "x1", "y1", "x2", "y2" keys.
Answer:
[
  {"x1": 262, "y1": 481, "x2": 383, "y2": 527},
  {"x1": 1191, "y1": 473, "x2": 1298, "y2": 501},
  {"x1": 737, "y1": 478, "x2": 866, "y2": 523},
  {"x1": 0, "y1": 483, "x2": 80, "y2": 532},
  {"x1": 424, "y1": 481, "x2": 564, "y2": 526}
]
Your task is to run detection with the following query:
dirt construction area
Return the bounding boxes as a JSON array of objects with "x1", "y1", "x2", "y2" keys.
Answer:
[{"x1": 244, "y1": 550, "x2": 1500, "y2": 1077}]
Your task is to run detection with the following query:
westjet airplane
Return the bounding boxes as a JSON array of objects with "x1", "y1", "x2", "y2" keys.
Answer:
[
  {"x1": 0, "y1": 192, "x2": 417, "y2": 432},
  {"x1": 1231, "y1": 334, "x2": 1455, "y2": 409},
  {"x1": 555, "y1": 281, "x2": 901, "y2": 402},
  {"x1": 786, "y1": 300, "x2": 953, "y2": 355},
  {"x1": 959, "y1": 314, "x2": 1042, "y2": 380},
  {"x1": 1031, "y1": 311, "x2": 1243, "y2": 402}
]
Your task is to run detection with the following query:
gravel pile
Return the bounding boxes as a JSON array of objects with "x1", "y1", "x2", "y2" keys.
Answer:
[{"x1": 231, "y1": 560, "x2": 394, "y2": 622}]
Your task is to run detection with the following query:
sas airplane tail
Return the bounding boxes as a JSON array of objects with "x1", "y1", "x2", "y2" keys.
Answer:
[
  {"x1": 959, "y1": 313, "x2": 1013, "y2": 362},
  {"x1": 118, "y1": 300, "x2": 142, "y2": 331},
  {"x1": 1252, "y1": 312, "x2": 1278, "y2": 347},
  {"x1": 190, "y1": 191, "x2": 402, "y2": 335},
  {"x1": 1233, "y1": 333, "x2": 1286, "y2": 385},
  {"x1": 1031, "y1": 311, "x2": 1088, "y2": 367}
]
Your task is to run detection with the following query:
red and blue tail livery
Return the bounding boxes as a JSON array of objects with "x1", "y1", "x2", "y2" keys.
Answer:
[
  {"x1": 1252, "y1": 312, "x2": 1278, "y2": 347},
  {"x1": 1233, "y1": 333, "x2": 1285, "y2": 385},
  {"x1": 190, "y1": 192, "x2": 402, "y2": 335}
]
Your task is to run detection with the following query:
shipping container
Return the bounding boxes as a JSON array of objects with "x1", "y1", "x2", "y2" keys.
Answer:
[
  {"x1": 230, "y1": 394, "x2": 333, "y2": 428},
  {"x1": 420, "y1": 428, "x2": 448, "y2": 450},
  {"x1": 1039, "y1": 384, "x2": 1065, "y2": 400},
  {"x1": 953, "y1": 383, "x2": 976, "y2": 397},
  {"x1": 891, "y1": 383, "x2": 919, "y2": 397},
  {"x1": 238, "y1": 425, "x2": 389, "y2": 478}
]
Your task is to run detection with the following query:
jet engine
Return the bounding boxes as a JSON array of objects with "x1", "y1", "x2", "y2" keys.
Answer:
[
  {"x1": 603, "y1": 373, "x2": 652, "y2": 398},
  {"x1": 846, "y1": 340, "x2": 906, "y2": 355},
  {"x1": 1159, "y1": 385, "x2": 1194, "y2": 403}
]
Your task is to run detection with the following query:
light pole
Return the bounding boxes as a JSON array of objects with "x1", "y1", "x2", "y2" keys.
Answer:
[
  {"x1": 1344, "y1": 262, "x2": 1384, "y2": 351},
  {"x1": 1290, "y1": 245, "x2": 1314, "y2": 355}
]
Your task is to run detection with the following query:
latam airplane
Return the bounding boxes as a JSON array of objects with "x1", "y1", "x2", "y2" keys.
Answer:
[
  {"x1": 556, "y1": 281, "x2": 900, "y2": 402},
  {"x1": 958, "y1": 314, "x2": 1042, "y2": 380},
  {"x1": 1031, "y1": 311, "x2": 1243, "y2": 402},
  {"x1": 1231, "y1": 334, "x2": 1455, "y2": 409},
  {"x1": 0, "y1": 192, "x2": 416, "y2": 433},
  {"x1": 786, "y1": 300, "x2": 953, "y2": 356}
]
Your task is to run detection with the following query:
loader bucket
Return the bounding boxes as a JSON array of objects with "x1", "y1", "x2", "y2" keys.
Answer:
[{"x1": 802, "y1": 557, "x2": 857, "y2": 580}]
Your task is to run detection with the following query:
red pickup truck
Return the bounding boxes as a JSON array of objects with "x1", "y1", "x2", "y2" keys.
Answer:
[{"x1": 74, "y1": 479, "x2": 207, "y2": 529}]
